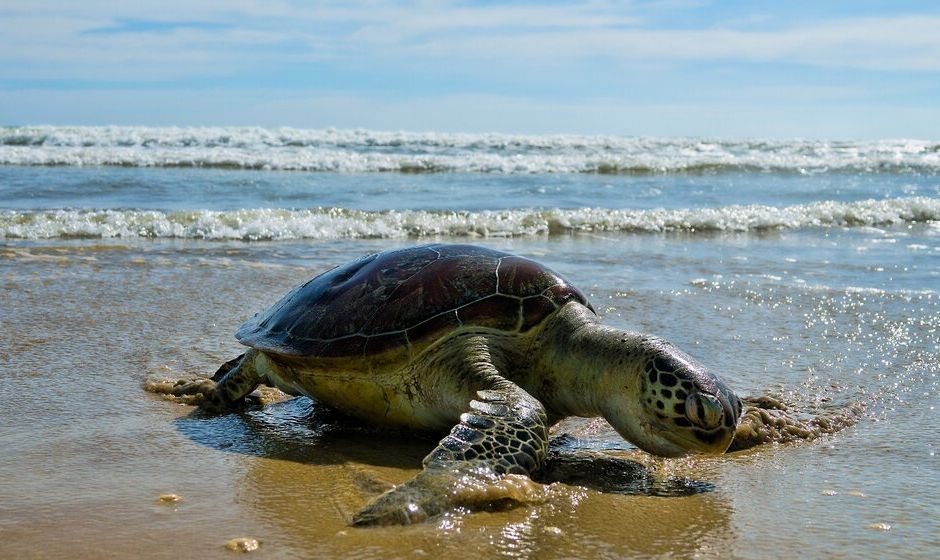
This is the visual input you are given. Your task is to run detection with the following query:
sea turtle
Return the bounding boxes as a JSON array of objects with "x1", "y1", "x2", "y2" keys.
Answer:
[{"x1": 162, "y1": 243, "x2": 743, "y2": 525}]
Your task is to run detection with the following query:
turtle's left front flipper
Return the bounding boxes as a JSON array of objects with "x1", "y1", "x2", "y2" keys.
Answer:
[{"x1": 352, "y1": 382, "x2": 549, "y2": 526}]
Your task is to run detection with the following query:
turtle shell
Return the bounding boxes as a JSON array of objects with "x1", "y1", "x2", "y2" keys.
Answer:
[{"x1": 236, "y1": 243, "x2": 593, "y2": 358}]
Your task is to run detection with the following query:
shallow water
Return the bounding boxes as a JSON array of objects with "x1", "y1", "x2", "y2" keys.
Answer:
[
  {"x1": 2, "y1": 129, "x2": 939, "y2": 558},
  {"x1": 2, "y1": 234, "x2": 938, "y2": 558}
]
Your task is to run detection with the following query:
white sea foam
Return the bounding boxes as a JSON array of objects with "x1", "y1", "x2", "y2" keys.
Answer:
[
  {"x1": 2, "y1": 126, "x2": 938, "y2": 174},
  {"x1": 3, "y1": 197, "x2": 938, "y2": 241}
]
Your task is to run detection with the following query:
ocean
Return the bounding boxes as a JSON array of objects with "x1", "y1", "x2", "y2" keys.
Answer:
[{"x1": 1, "y1": 126, "x2": 938, "y2": 558}]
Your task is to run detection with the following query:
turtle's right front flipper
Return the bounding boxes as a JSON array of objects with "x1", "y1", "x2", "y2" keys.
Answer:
[{"x1": 352, "y1": 382, "x2": 550, "y2": 526}]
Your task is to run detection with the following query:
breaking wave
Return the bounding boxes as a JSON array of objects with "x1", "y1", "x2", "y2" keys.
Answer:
[
  {"x1": 2, "y1": 126, "x2": 939, "y2": 174},
  {"x1": 3, "y1": 197, "x2": 938, "y2": 240}
]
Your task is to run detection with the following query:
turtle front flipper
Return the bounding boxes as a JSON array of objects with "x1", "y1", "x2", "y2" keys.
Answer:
[{"x1": 352, "y1": 381, "x2": 550, "y2": 526}]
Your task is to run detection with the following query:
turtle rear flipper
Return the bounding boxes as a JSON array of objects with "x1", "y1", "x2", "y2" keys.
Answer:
[{"x1": 352, "y1": 382, "x2": 549, "y2": 526}]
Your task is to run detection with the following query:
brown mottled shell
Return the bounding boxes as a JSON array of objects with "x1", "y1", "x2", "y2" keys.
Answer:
[{"x1": 236, "y1": 244, "x2": 594, "y2": 358}]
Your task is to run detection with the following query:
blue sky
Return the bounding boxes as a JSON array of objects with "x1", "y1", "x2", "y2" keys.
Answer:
[{"x1": 1, "y1": 0, "x2": 938, "y2": 138}]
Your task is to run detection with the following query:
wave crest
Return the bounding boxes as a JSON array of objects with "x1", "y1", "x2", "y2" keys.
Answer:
[
  {"x1": 2, "y1": 126, "x2": 938, "y2": 174},
  {"x1": 2, "y1": 198, "x2": 937, "y2": 241}
]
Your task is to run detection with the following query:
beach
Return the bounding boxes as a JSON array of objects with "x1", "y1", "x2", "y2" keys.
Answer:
[{"x1": 1, "y1": 126, "x2": 939, "y2": 558}]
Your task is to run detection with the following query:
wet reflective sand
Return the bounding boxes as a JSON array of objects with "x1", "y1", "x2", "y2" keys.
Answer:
[{"x1": 2, "y1": 237, "x2": 938, "y2": 558}]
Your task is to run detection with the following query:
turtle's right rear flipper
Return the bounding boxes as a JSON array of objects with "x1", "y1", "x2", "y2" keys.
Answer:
[{"x1": 213, "y1": 353, "x2": 246, "y2": 381}]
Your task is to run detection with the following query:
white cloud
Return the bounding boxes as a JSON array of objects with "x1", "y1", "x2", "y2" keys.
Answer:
[
  {"x1": 1, "y1": 1, "x2": 938, "y2": 136},
  {"x1": 376, "y1": 15, "x2": 940, "y2": 71},
  {"x1": 2, "y1": 1, "x2": 939, "y2": 82}
]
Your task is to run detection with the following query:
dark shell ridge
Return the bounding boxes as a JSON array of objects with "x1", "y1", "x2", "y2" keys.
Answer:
[{"x1": 236, "y1": 243, "x2": 593, "y2": 357}]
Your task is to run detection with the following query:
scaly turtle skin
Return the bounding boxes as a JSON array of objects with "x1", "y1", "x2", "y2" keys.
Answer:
[{"x1": 169, "y1": 244, "x2": 742, "y2": 525}]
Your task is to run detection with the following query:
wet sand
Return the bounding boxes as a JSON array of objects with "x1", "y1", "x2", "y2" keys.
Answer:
[{"x1": 2, "y1": 239, "x2": 938, "y2": 559}]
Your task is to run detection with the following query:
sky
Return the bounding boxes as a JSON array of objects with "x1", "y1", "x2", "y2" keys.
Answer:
[{"x1": 1, "y1": 0, "x2": 939, "y2": 138}]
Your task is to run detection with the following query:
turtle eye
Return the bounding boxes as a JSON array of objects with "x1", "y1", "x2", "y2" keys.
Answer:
[{"x1": 685, "y1": 393, "x2": 723, "y2": 430}]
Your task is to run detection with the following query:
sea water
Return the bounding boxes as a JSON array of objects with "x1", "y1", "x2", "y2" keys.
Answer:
[{"x1": 1, "y1": 126, "x2": 938, "y2": 558}]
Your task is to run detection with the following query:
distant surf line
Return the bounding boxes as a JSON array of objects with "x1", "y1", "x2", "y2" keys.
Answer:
[{"x1": 2, "y1": 126, "x2": 938, "y2": 175}]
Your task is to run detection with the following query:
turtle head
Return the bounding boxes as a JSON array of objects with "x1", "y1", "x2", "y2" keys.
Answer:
[{"x1": 604, "y1": 338, "x2": 741, "y2": 457}]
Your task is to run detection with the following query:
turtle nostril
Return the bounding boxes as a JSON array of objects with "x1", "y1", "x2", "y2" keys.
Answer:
[{"x1": 686, "y1": 393, "x2": 723, "y2": 430}]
